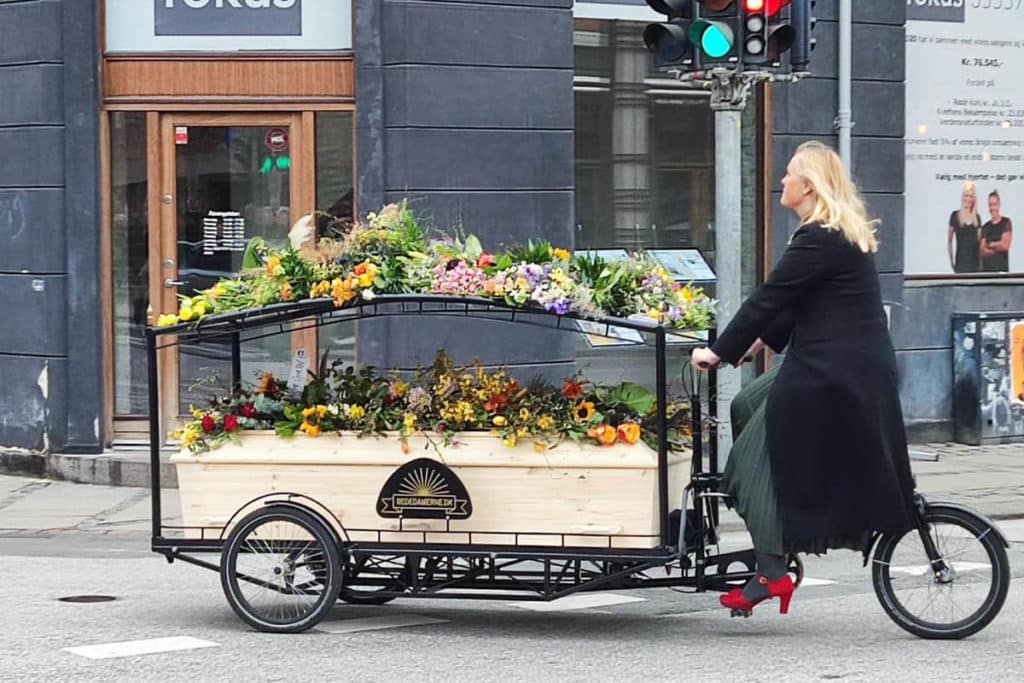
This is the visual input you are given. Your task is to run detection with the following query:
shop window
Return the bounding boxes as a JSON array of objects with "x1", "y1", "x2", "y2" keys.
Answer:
[{"x1": 315, "y1": 111, "x2": 358, "y2": 363}]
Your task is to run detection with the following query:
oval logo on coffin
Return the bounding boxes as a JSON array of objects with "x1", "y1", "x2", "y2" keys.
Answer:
[{"x1": 377, "y1": 458, "x2": 472, "y2": 520}]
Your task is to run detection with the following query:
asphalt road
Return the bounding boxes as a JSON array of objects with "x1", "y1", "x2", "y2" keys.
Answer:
[{"x1": 2, "y1": 493, "x2": 1022, "y2": 683}]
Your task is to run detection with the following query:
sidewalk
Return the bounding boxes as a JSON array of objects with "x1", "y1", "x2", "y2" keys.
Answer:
[{"x1": 0, "y1": 442, "x2": 1021, "y2": 519}]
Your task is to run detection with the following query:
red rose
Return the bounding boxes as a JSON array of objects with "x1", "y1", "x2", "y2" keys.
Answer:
[
  {"x1": 477, "y1": 253, "x2": 496, "y2": 268},
  {"x1": 224, "y1": 414, "x2": 239, "y2": 432},
  {"x1": 241, "y1": 403, "x2": 257, "y2": 419},
  {"x1": 201, "y1": 415, "x2": 216, "y2": 433}
]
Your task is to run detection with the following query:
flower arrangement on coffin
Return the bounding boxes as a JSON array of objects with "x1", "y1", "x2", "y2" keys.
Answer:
[
  {"x1": 175, "y1": 351, "x2": 692, "y2": 456},
  {"x1": 156, "y1": 201, "x2": 715, "y2": 330}
]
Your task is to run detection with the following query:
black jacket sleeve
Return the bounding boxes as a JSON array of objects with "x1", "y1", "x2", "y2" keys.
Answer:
[
  {"x1": 711, "y1": 225, "x2": 833, "y2": 364},
  {"x1": 760, "y1": 309, "x2": 794, "y2": 353}
]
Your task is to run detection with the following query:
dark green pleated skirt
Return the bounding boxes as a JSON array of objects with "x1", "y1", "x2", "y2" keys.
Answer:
[{"x1": 721, "y1": 364, "x2": 785, "y2": 555}]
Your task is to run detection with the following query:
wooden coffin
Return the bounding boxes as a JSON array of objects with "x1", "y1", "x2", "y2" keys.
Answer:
[{"x1": 172, "y1": 432, "x2": 691, "y2": 549}]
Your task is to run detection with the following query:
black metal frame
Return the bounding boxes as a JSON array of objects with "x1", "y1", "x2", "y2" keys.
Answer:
[{"x1": 147, "y1": 295, "x2": 767, "y2": 599}]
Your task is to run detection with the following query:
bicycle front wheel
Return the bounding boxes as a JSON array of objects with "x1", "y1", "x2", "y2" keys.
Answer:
[{"x1": 871, "y1": 504, "x2": 1010, "y2": 639}]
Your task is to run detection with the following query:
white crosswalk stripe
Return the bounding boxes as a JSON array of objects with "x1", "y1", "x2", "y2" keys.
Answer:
[{"x1": 64, "y1": 636, "x2": 219, "y2": 660}]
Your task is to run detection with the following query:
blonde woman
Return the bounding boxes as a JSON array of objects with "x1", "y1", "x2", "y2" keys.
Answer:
[
  {"x1": 948, "y1": 181, "x2": 982, "y2": 273},
  {"x1": 690, "y1": 142, "x2": 916, "y2": 616}
]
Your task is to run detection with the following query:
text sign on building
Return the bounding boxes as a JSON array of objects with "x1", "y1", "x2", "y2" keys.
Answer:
[
  {"x1": 105, "y1": 0, "x2": 350, "y2": 52},
  {"x1": 156, "y1": 0, "x2": 302, "y2": 37},
  {"x1": 906, "y1": 0, "x2": 966, "y2": 24}
]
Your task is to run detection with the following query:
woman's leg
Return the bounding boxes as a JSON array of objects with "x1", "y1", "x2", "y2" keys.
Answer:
[{"x1": 742, "y1": 552, "x2": 788, "y2": 601}]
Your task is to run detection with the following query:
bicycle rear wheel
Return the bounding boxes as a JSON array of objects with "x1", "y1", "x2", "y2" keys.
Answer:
[{"x1": 871, "y1": 504, "x2": 1010, "y2": 639}]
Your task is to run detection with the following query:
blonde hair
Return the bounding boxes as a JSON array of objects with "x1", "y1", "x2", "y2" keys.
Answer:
[
  {"x1": 791, "y1": 141, "x2": 879, "y2": 254},
  {"x1": 959, "y1": 181, "x2": 978, "y2": 227}
]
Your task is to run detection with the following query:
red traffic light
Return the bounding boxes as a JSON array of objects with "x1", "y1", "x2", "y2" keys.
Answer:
[{"x1": 745, "y1": 0, "x2": 790, "y2": 14}]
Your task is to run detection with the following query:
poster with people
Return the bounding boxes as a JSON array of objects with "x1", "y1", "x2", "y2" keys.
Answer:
[{"x1": 905, "y1": 2, "x2": 1022, "y2": 275}]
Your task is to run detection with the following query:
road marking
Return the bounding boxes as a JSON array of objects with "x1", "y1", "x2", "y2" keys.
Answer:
[
  {"x1": 317, "y1": 614, "x2": 449, "y2": 634},
  {"x1": 890, "y1": 561, "x2": 991, "y2": 576},
  {"x1": 798, "y1": 577, "x2": 837, "y2": 587},
  {"x1": 511, "y1": 593, "x2": 646, "y2": 612},
  {"x1": 64, "y1": 636, "x2": 219, "y2": 660}
]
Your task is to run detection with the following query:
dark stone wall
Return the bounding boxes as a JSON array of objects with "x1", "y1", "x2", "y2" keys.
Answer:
[
  {"x1": 0, "y1": 0, "x2": 102, "y2": 455},
  {"x1": 355, "y1": 0, "x2": 576, "y2": 376}
]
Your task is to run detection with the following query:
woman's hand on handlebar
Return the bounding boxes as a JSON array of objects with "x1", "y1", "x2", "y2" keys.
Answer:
[{"x1": 690, "y1": 347, "x2": 721, "y2": 372}]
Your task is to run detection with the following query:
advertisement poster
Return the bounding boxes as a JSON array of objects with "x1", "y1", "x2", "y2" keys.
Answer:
[
  {"x1": 1013, "y1": 322, "x2": 1024, "y2": 404},
  {"x1": 905, "y1": 1, "x2": 1023, "y2": 275}
]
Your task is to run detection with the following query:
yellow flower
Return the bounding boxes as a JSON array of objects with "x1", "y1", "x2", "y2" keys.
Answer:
[
  {"x1": 347, "y1": 405, "x2": 366, "y2": 420},
  {"x1": 647, "y1": 309, "x2": 663, "y2": 322},
  {"x1": 393, "y1": 380, "x2": 409, "y2": 398},
  {"x1": 310, "y1": 280, "x2": 331, "y2": 299},
  {"x1": 502, "y1": 434, "x2": 518, "y2": 448},
  {"x1": 302, "y1": 406, "x2": 316, "y2": 419},
  {"x1": 681, "y1": 287, "x2": 695, "y2": 303},
  {"x1": 193, "y1": 300, "x2": 207, "y2": 317},
  {"x1": 156, "y1": 314, "x2": 179, "y2": 327},
  {"x1": 516, "y1": 427, "x2": 527, "y2": 438},
  {"x1": 357, "y1": 273, "x2": 373, "y2": 288},
  {"x1": 519, "y1": 408, "x2": 531, "y2": 422},
  {"x1": 533, "y1": 441, "x2": 548, "y2": 453},
  {"x1": 552, "y1": 247, "x2": 571, "y2": 261},
  {"x1": 403, "y1": 412, "x2": 416, "y2": 430},
  {"x1": 573, "y1": 401, "x2": 596, "y2": 423},
  {"x1": 180, "y1": 427, "x2": 200, "y2": 447},
  {"x1": 315, "y1": 405, "x2": 328, "y2": 419},
  {"x1": 300, "y1": 422, "x2": 321, "y2": 437},
  {"x1": 493, "y1": 415, "x2": 507, "y2": 427},
  {"x1": 537, "y1": 415, "x2": 555, "y2": 431},
  {"x1": 213, "y1": 283, "x2": 228, "y2": 297},
  {"x1": 178, "y1": 305, "x2": 194, "y2": 322},
  {"x1": 266, "y1": 255, "x2": 283, "y2": 278}
]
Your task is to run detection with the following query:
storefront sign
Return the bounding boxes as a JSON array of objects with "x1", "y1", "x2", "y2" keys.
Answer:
[
  {"x1": 377, "y1": 459, "x2": 473, "y2": 520},
  {"x1": 156, "y1": 0, "x2": 302, "y2": 37},
  {"x1": 905, "y1": 3, "x2": 1024, "y2": 274},
  {"x1": 106, "y1": 0, "x2": 350, "y2": 52},
  {"x1": 265, "y1": 128, "x2": 289, "y2": 152}
]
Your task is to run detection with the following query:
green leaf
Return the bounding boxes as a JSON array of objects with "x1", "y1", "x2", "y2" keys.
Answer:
[
  {"x1": 463, "y1": 234, "x2": 483, "y2": 262},
  {"x1": 605, "y1": 382, "x2": 656, "y2": 416},
  {"x1": 496, "y1": 254, "x2": 513, "y2": 271},
  {"x1": 275, "y1": 421, "x2": 298, "y2": 437}
]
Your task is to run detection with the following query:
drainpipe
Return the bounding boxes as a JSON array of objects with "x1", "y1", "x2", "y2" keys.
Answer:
[{"x1": 837, "y1": 0, "x2": 853, "y2": 170}]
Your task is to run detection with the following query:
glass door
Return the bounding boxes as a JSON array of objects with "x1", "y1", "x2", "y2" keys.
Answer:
[{"x1": 157, "y1": 113, "x2": 315, "y2": 435}]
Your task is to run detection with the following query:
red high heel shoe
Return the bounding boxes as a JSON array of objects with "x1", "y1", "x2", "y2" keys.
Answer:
[{"x1": 720, "y1": 575, "x2": 795, "y2": 616}]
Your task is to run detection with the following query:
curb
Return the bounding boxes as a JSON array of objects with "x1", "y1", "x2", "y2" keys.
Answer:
[{"x1": 1, "y1": 451, "x2": 178, "y2": 488}]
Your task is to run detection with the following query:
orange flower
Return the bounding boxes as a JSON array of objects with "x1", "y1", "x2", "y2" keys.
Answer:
[
  {"x1": 562, "y1": 379, "x2": 585, "y2": 400},
  {"x1": 280, "y1": 281, "x2": 293, "y2": 301},
  {"x1": 354, "y1": 262, "x2": 369, "y2": 276},
  {"x1": 330, "y1": 277, "x2": 356, "y2": 306},
  {"x1": 587, "y1": 424, "x2": 617, "y2": 446},
  {"x1": 617, "y1": 421, "x2": 641, "y2": 445}
]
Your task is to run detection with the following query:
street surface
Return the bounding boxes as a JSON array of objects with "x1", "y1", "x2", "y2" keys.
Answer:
[{"x1": 1, "y1": 472, "x2": 1022, "y2": 682}]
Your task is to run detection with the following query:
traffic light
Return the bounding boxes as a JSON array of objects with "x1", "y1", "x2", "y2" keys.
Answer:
[
  {"x1": 791, "y1": 0, "x2": 816, "y2": 71},
  {"x1": 691, "y1": 1, "x2": 739, "y2": 65},
  {"x1": 741, "y1": 1, "x2": 795, "y2": 66},
  {"x1": 643, "y1": 1, "x2": 696, "y2": 70}
]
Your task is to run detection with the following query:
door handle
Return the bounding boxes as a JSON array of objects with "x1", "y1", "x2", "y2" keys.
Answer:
[{"x1": 165, "y1": 278, "x2": 185, "y2": 288}]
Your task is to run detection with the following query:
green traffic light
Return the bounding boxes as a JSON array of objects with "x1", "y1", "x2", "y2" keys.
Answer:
[{"x1": 691, "y1": 19, "x2": 734, "y2": 59}]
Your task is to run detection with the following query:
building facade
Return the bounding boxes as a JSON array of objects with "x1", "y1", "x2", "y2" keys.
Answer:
[{"x1": 0, "y1": 1, "x2": 1018, "y2": 464}]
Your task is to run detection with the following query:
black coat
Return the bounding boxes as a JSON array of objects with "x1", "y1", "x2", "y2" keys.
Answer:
[{"x1": 712, "y1": 223, "x2": 916, "y2": 549}]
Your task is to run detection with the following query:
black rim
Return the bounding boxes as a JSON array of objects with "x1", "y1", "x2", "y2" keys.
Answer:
[
  {"x1": 227, "y1": 514, "x2": 335, "y2": 627},
  {"x1": 877, "y1": 512, "x2": 1002, "y2": 632}
]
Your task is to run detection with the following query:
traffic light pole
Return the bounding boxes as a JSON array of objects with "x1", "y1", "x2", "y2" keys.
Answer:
[{"x1": 707, "y1": 68, "x2": 769, "y2": 456}]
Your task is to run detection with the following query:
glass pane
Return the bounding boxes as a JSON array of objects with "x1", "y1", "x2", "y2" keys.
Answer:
[
  {"x1": 314, "y1": 112, "x2": 357, "y2": 366},
  {"x1": 572, "y1": 19, "x2": 725, "y2": 392},
  {"x1": 175, "y1": 125, "x2": 294, "y2": 411},
  {"x1": 111, "y1": 112, "x2": 150, "y2": 416}
]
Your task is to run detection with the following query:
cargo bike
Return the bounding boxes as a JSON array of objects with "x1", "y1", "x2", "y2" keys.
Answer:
[{"x1": 147, "y1": 295, "x2": 1010, "y2": 638}]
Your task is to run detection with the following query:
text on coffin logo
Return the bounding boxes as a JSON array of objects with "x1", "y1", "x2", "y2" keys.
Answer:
[{"x1": 377, "y1": 458, "x2": 472, "y2": 520}]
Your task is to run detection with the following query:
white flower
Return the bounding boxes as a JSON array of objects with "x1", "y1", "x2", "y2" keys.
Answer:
[{"x1": 361, "y1": 289, "x2": 377, "y2": 301}]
